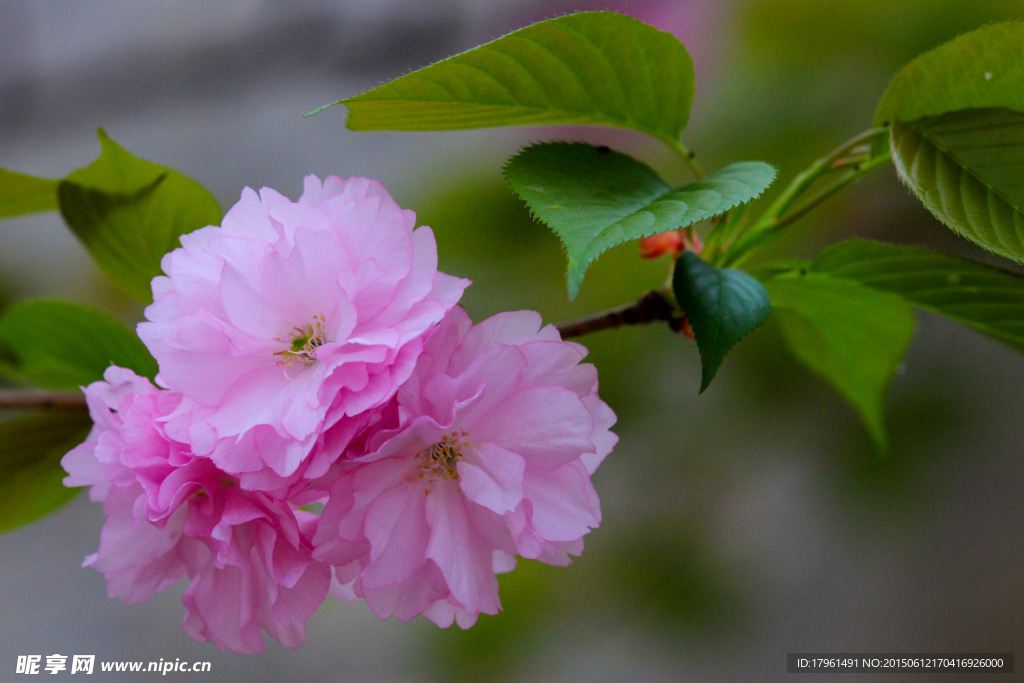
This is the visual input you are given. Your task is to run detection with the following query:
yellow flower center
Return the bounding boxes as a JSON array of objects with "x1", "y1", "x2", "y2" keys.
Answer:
[
  {"x1": 275, "y1": 313, "x2": 328, "y2": 366},
  {"x1": 418, "y1": 430, "x2": 470, "y2": 483}
]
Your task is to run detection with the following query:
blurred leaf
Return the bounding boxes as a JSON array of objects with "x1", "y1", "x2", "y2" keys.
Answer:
[
  {"x1": 673, "y1": 252, "x2": 771, "y2": 392},
  {"x1": 0, "y1": 412, "x2": 91, "y2": 534},
  {"x1": 812, "y1": 238, "x2": 1024, "y2": 351},
  {"x1": 875, "y1": 21, "x2": 1024, "y2": 126},
  {"x1": 319, "y1": 11, "x2": 695, "y2": 149},
  {"x1": 58, "y1": 129, "x2": 221, "y2": 302},
  {"x1": 767, "y1": 273, "x2": 914, "y2": 450},
  {"x1": 505, "y1": 142, "x2": 775, "y2": 297},
  {"x1": 0, "y1": 169, "x2": 58, "y2": 218},
  {"x1": 890, "y1": 108, "x2": 1024, "y2": 262},
  {"x1": 603, "y1": 521, "x2": 743, "y2": 629},
  {"x1": 428, "y1": 559, "x2": 557, "y2": 680},
  {"x1": 0, "y1": 299, "x2": 157, "y2": 389}
]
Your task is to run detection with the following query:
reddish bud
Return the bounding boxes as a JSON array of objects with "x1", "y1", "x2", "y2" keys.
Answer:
[
  {"x1": 639, "y1": 231, "x2": 684, "y2": 259},
  {"x1": 678, "y1": 316, "x2": 695, "y2": 339}
]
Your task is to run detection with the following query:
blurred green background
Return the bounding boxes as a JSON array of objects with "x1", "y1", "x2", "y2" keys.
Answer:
[{"x1": 1, "y1": 1, "x2": 1021, "y2": 680}]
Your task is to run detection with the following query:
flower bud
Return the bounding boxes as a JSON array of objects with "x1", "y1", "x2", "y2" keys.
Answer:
[{"x1": 639, "y1": 230, "x2": 684, "y2": 258}]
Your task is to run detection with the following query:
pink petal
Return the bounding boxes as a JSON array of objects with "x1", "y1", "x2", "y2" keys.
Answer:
[
  {"x1": 457, "y1": 443, "x2": 525, "y2": 514},
  {"x1": 471, "y1": 386, "x2": 594, "y2": 468},
  {"x1": 424, "y1": 484, "x2": 500, "y2": 616}
]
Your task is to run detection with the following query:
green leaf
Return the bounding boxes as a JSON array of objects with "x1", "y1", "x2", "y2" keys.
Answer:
[
  {"x1": 0, "y1": 168, "x2": 59, "y2": 218},
  {"x1": 875, "y1": 21, "x2": 1024, "y2": 126},
  {"x1": 319, "y1": 11, "x2": 695, "y2": 150},
  {"x1": 0, "y1": 412, "x2": 91, "y2": 534},
  {"x1": 811, "y1": 238, "x2": 1024, "y2": 351},
  {"x1": 504, "y1": 142, "x2": 776, "y2": 298},
  {"x1": 672, "y1": 252, "x2": 771, "y2": 392},
  {"x1": 890, "y1": 108, "x2": 1024, "y2": 263},
  {"x1": 0, "y1": 299, "x2": 157, "y2": 389},
  {"x1": 767, "y1": 273, "x2": 915, "y2": 450},
  {"x1": 874, "y1": 22, "x2": 1024, "y2": 258},
  {"x1": 58, "y1": 129, "x2": 221, "y2": 302}
]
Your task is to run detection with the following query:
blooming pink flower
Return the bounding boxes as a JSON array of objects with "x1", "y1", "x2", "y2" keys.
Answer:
[
  {"x1": 314, "y1": 307, "x2": 616, "y2": 627},
  {"x1": 137, "y1": 176, "x2": 469, "y2": 489},
  {"x1": 62, "y1": 367, "x2": 330, "y2": 654}
]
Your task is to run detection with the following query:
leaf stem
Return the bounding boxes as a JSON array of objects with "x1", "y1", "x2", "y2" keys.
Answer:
[
  {"x1": 556, "y1": 289, "x2": 676, "y2": 338},
  {"x1": 772, "y1": 152, "x2": 891, "y2": 230},
  {"x1": 0, "y1": 389, "x2": 88, "y2": 412},
  {"x1": 718, "y1": 127, "x2": 890, "y2": 267},
  {"x1": 670, "y1": 140, "x2": 705, "y2": 179}
]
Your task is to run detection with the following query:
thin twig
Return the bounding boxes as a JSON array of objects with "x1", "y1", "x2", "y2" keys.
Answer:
[
  {"x1": 556, "y1": 290, "x2": 675, "y2": 339},
  {"x1": 771, "y1": 154, "x2": 889, "y2": 231},
  {"x1": 720, "y1": 127, "x2": 891, "y2": 267},
  {"x1": 0, "y1": 389, "x2": 88, "y2": 412}
]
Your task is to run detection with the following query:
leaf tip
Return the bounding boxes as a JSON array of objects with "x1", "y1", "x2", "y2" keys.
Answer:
[
  {"x1": 868, "y1": 426, "x2": 890, "y2": 455},
  {"x1": 566, "y1": 268, "x2": 584, "y2": 301},
  {"x1": 303, "y1": 102, "x2": 337, "y2": 119},
  {"x1": 697, "y1": 369, "x2": 716, "y2": 394}
]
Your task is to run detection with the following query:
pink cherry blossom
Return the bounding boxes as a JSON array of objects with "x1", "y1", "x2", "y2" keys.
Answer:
[
  {"x1": 137, "y1": 175, "x2": 469, "y2": 489},
  {"x1": 313, "y1": 307, "x2": 617, "y2": 627},
  {"x1": 62, "y1": 366, "x2": 330, "y2": 654}
]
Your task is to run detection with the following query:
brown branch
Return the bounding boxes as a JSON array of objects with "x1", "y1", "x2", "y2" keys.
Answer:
[
  {"x1": 555, "y1": 290, "x2": 675, "y2": 339},
  {"x1": 0, "y1": 389, "x2": 88, "y2": 412}
]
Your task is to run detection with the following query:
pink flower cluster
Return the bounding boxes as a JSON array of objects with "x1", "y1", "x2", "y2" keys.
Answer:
[{"x1": 63, "y1": 176, "x2": 616, "y2": 653}]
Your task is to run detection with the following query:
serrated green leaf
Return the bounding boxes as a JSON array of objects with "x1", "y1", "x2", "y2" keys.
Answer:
[
  {"x1": 874, "y1": 22, "x2": 1024, "y2": 242},
  {"x1": 504, "y1": 142, "x2": 776, "y2": 298},
  {"x1": 319, "y1": 11, "x2": 695, "y2": 149},
  {"x1": 811, "y1": 238, "x2": 1024, "y2": 351},
  {"x1": 58, "y1": 129, "x2": 221, "y2": 302},
  {"x1": 890, "y1": 108, "x2": 1024, "y2": 263},
  {"x1": 0, "y1": 299, "x2": 157, "y2": 389},
  {"x1": 0, "y1": 168, "x2": 58, "y2": 218},
  {"x1": 767, "y1": 273, "x2": 915, "y2": 451},
  {"x1": 672, "y1": 252, "x2": 771, "y2": 392},
  {"x1": 0, "y1": 412, "x2": 91, "y2": 534},
  {"x1": 875, "y1": 21, "x2": 1024, "y2": 126}
]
